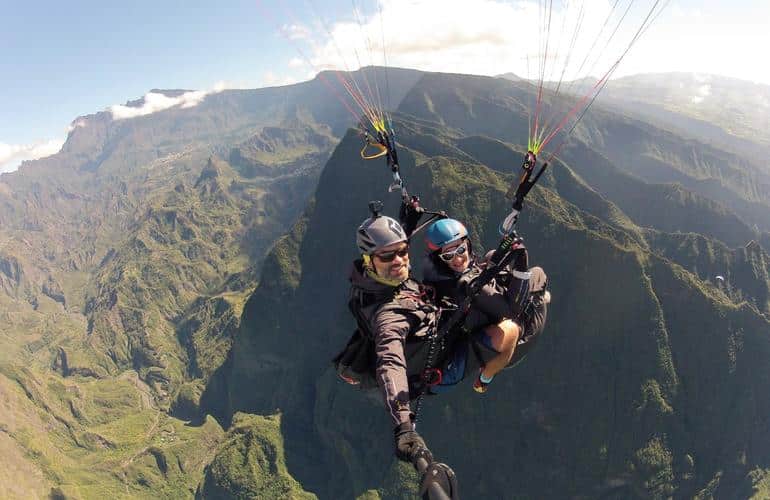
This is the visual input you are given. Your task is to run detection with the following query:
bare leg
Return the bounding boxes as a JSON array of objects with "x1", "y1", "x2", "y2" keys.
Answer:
[{"x1": 480, "y1": 319, "x2": 520, "y2": 379}]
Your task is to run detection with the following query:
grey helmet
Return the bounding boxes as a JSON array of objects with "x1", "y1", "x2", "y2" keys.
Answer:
[{"x1": 356, "y1": 215, "x2": 407, "y2": 254}]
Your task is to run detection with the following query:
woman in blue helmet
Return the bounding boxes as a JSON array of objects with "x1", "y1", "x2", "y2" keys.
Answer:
[{"x1": 422, "y1": 218, "x2": 549, "y2": 394}]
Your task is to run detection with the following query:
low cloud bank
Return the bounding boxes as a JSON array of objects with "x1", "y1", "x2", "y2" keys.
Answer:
[
  {"x1": 109, "y1": 88, "x2": 221, "y2": 120},
  {"x1": 0, "y1": 139, "x2": 65, "y2": 174},
  {"x1": 1, "y1": 82, "x2": 234, "y2": 174}
]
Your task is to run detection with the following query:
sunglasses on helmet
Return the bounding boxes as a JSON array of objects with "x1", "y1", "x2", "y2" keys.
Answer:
[
  {"x1": 374, "y1": 245, "x2": 410, "y2": 263},
  {"x1": 439, "y1": 241, "x2": 468, "y2": 262}
]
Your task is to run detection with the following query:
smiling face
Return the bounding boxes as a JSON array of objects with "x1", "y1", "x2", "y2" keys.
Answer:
[
  {"x1": 372, "y1": 241, "x2": 410, "y2": 282},
  {"x1": 439, "y1": 238, "x2": 470, "y2": 273}
]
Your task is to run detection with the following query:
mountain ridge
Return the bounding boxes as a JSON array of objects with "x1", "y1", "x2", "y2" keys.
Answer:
[{"x1": 2, "y1": 66, "x2": 770, "y2": 498}]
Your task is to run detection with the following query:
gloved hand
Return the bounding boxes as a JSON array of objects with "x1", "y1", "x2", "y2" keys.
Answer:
[
  {"x1": 394, "y1": 422, "x2": 433, "y2": 463},
  {"x1": 509, "y1": 238, "x2": 528, "y2": 273},
  {"x1": 457, "y1": 267, "x2": 483, "y2": 295},
  {"x1": 399, "y1": 196, "x2": 423, "y2": 237}
]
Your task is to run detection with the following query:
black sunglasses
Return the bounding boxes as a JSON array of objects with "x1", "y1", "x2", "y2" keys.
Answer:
[{"x1": 374, "y1": 245, "x2": 410, "y2": 263}]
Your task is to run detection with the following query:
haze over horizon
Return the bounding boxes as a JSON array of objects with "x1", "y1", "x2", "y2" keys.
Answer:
[{"x1": 2, "y1": 0, "x2": 768, "y2": 174}]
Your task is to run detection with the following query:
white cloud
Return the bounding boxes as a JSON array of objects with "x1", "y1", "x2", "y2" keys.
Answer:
[
  {"x1": 289, "y1": 0, "x2": 644, "y2": 82},
  {"x1": 109, "y1": 86, "x2": 226, "y2": 120},
  {"x1": 288, "y1": 57, "x2": 305, "y2": 69},
  {"x1": 261, "y1": 71, "x2": 304, "y2": 88},
  {"x1": 278, "y1": 0, "x2": 770, "y2": 90},
  {"x1": 67, "y1": 118, "x2": 89, "y2": 133},
  {"x1": 210, "y1": 80, "x2": 263, "y2": 92},
  {"x1": 212, "y1": 80, "x2": 233, "y2": 92},
  {"x1": 615, "y1": 3, "x2": 770, "y2": 83},
  {"x1": 0, "y1": 138, "x2": 65, "y2": 174},
  {"x1": 693, "y1": 73, "x2": 711, "y2": 84},
  {"x1": 282, "y1": 23, "x2": 312, "y2": 41},
  {"x1": 690, "y1": 83, "x2": 711, "y2": 104}
]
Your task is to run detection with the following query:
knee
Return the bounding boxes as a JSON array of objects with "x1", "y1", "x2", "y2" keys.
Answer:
[
  {"x1": 498, "y1": 319, "x2": 520, "y2": 350},
  {"x1": 499, "y1": 318, "x2": 520, "y2": 338}
]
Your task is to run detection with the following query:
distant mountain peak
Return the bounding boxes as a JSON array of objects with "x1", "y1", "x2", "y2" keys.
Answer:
[{"x1": 495, "y1": 72, "x2": 522, "y2": 81}]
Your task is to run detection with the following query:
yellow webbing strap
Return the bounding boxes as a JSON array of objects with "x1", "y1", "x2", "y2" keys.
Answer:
[{"x1": 360, "y1": 141, "x2": 388, "y2": 160}]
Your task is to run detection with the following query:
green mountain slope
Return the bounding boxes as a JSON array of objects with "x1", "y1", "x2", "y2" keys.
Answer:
[
  {"x1": 2, "y1": 67, "x2": 770, "y2": 499},
  {"x1": 498, "y1": 72, "x2": 770, "y2": 167},
  {"x1": 647, "y1": 232, "x2": 770, "y2": 315},
  {"x1": 597, "y1": 73, "x2": 770, "y2": 162},
  {"x1": 224, "y1": 116, "x2": 770, "y2": 498},
  {"x1": 407, "y1": 73, "x2": 770, "y2": 233},
  {"x1": 198, "y1": 413, "x2": 316, "y2": 500},
  {"x1": 0, "y1": 69, "x2": 428, "y2": 497}
]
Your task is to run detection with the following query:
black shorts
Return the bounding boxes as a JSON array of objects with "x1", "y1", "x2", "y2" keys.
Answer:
[{"x1": 430, "y1": 268, "x2": 549, "y2": 391}]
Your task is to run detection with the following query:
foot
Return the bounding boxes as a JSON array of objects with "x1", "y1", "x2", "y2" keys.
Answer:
[{"x1": 473, "y1": 370, "x2": 491, "y2": 393}]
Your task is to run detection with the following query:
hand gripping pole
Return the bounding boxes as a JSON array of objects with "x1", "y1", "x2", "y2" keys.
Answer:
[{"x1": 501, "y1": 151, "x2": 548, "y2": 234}]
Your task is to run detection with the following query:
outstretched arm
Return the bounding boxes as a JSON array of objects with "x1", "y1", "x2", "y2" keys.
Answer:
[
  {"x1": 372, "y1": 311, "x2": 413, "y2": 428},
  {"x1": 373, "y1": 310, "x2": 435, "y2": 464}
]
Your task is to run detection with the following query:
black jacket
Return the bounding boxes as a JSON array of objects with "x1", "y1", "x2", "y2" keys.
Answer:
[{"x1": 349, "y1": 260, "x2": 439, "y2": 427}]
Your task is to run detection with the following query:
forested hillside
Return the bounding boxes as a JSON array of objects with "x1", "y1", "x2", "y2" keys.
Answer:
[{"x1": 1, "y1": 68, "x2": 768, "y2": 499}]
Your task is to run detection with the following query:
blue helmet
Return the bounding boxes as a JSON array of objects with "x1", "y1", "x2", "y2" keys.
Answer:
[{"x1": 425, "y1": 218, "x2": 468, "y2": 251}]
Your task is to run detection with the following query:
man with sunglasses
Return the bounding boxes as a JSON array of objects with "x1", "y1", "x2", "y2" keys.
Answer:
[
  {"x1": 423, "y1": 218, "x2": 549, "y2": 394},
  {"x1": 349, "y1": 212, "x2": 441, "y2": 464}
]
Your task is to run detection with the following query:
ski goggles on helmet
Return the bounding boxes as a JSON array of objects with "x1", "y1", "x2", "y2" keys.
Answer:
[
  {"x1": 438, "y1": 241, "x2": 468, "y2": 262},
  {"x1": 373, "y1": 244, "x2": 410, "y2": 263}
]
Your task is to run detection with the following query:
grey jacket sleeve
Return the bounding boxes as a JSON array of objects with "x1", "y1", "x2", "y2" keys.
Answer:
[{"x1": 372, "y1": 308, "x2": 413, "y2": 428}]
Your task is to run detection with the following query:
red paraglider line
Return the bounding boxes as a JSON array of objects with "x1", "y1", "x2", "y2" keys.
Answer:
[
  {"x1": 539, "y1": 65, "x2": 613, "y2": 151},
  {"x1": 259, "y1": 0, "x2": 384, "y2": 131},
  {"x1": 533, "y1": 0, "x2": 554, "y2": 150},
  {"x1": 537, "y1": 1, "x2": 586, "y2": 147},
  {"x1": 539, "y1": 0, "x2": 666, "y2": 153},
  {"x1": 306, "y1": 0, "x2": 382, "y2": 126}
]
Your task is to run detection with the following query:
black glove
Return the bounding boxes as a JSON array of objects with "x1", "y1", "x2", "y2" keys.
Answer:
[
  {"x1": 394, "y1": 422, "x2": 432, "y2": 463},
  {"x1": 457, "y1": 266, "x2": 483, "y2": 296},
  {"x1": 509, "y1": 238, "x2": 528, "y2": 273},
  {"x1": 399, "y1": 196, "x2": 423, "y2": 237}
]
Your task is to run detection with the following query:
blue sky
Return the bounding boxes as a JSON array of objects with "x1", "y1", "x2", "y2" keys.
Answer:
[{"x1": 2, "y1": 0, "x2": 769, "y2": 172}]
